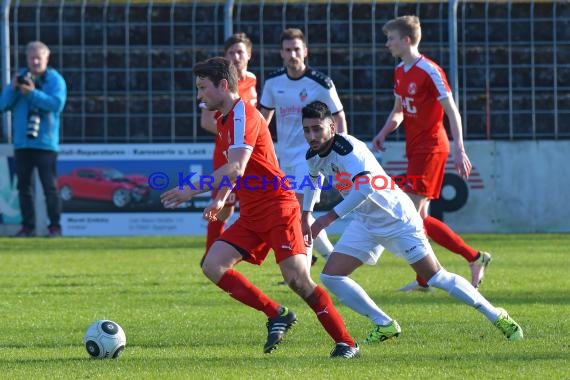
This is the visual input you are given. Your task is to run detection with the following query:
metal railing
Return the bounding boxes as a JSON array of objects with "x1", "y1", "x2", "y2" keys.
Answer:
[{"x1": 1, "y1": 0, "x2": 568, "y2": 143}]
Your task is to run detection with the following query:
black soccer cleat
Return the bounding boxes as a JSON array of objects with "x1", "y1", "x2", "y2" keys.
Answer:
[
  {"x1": 263, "y1": 308, "x2": 297, "y2": 353},
  {"x1": 330, "y1": 343, "x2": 361, "y2": 359}
]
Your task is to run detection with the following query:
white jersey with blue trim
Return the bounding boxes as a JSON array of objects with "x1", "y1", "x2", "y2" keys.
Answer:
[
  {"x1": 306, "y1": 134, "x2": 421, "y2": 233},
  {"x1": 260, "y1": 67, "x2": 343, "y2": 167}
]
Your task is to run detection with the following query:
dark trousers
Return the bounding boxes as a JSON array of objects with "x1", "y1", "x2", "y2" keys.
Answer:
[{"x1": 15, "y1": 148, "x2": 61, "y2": 229}]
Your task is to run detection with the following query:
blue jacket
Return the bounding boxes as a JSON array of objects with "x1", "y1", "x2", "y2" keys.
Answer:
[{"x1": 0, "y1": 67, "x2": 67, "y2": 152}]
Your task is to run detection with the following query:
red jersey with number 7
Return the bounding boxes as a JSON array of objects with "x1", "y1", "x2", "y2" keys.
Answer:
[{"x1": 393, "y1": 55, "x2": 451, "y2": 156}]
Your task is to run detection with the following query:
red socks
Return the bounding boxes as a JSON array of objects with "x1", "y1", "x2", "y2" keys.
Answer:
[
  {"x1": 217, "y1": 269, "x2": 281, "y2": 318},
  {"x1": 206, "y1": 219, "x2": 226, "y2": 251},
  {"x1": 217, "y1": 273, "x2": 355, "y2": 347},
  {"x1": 423, "y1": 216, "x2": 478, "y2": 261},
  {"x1": 306, "y1": 286, "x2": 355, "y2": 346}
]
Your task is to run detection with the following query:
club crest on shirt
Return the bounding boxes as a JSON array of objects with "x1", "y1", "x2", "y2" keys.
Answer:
[
  {"x1": 408, "y1": 82, "x2": 417, "y2": 95},
  {"x1": 299, "y1": 88, "x2": 308, "y2": 102},
  {"x1": 330, "y1": 163, "x2": 340, "y2": 174}
]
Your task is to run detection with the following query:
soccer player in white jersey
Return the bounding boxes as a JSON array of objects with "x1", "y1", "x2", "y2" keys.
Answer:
[
  {"x1": 300, "y1": 101, "x2": 523, "y2": 343},
  {"x1": 260, "y1": 28, "x2": 345, "y2": 265}
]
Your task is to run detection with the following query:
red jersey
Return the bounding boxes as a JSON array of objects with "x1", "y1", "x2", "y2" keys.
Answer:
[
  {"x1": 238, "y1": 72, "x2": 257, "y2": 108},
  {"x1": 393, "y1": 55, "x2": 451, "y2": 155},
  {"x1": 215, "y1": 100, "x2": 298, "y2": 221},
  {"x1": 213, "y1": 72, "x2": 257, "y2": 169}
]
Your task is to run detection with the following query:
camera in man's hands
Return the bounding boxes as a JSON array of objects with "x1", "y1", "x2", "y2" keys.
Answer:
[
  {"x1": 17, "y1": 73, "x2": 30, "y2": 85},
  {"x1": 26, "y1": 109, "x2": 41, "y2": 139}
]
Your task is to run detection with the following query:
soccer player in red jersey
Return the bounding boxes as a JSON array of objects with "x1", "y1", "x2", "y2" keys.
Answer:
[
  {"x1": 161, "y1": 57, "x2": 359, "y2": 358},
  {"x1": 200, "y1": 33, "x2": 258, "y2": 256},
  {"x1": 372, "y1": 15, "x2": 492, "y2": 291}
]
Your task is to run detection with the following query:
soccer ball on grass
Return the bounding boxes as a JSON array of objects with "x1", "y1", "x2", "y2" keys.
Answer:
[{"x1": 83, "y1": 320, "x2": 126, "y2": 359}]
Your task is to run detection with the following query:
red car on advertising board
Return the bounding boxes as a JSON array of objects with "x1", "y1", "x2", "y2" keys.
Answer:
[{"x1": 58, "y1": 168, "x2": 151, "y2": 208}]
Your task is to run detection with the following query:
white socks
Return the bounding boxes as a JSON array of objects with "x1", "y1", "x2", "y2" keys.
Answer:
[
  {"x1": 427, "y1": 268, "x2": 501, "y2": 322},
  {"x1": 320, "y1": 273, "x2": 392, "y2": 325},
  {"x1": 320, "y1": 269, "x2": 502, "y2": 327},
  {"x1": 314, "y1": 230, "x2": 334, "y2": 259}
]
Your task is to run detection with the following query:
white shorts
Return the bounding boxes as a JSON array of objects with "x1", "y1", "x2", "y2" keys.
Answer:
[
  {"x1": 281, "y1": 161, "x2": 312, "y2": 195},
  {"x1": 334, "y1": 218, "x2": 433, "y2": 265}
]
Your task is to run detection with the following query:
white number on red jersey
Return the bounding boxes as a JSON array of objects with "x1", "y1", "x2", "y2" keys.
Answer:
[{"x1": 402, "y1": 96, "x2": 417, "y2": 114}]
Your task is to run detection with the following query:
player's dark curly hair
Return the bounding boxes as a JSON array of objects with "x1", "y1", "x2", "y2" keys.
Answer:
[
  {"x1": 192, "y1": 57, "x2": 238, "y2": 92},
  {"x1": 302, "y1": 100, "x2": 332, "y2": 121}
]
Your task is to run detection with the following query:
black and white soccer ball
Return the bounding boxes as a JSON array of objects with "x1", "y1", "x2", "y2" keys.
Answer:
[{"x1": 83, "y1": 320, "x2": 126, "y2": 359}]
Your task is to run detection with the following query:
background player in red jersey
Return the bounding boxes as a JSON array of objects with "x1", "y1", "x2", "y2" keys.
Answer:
[
  {"x1": 161, "y1": 57, "x2": 360, "y2": 358},
  {"x1": 372, "y1": 15, "x2": 492, "y2": 291},
  {"x1": 200, "y1": 33, "x2": 257, "y2": 256}
]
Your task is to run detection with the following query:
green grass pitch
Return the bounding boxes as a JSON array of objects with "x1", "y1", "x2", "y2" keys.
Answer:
[{"x1": 0, "y1": 234, "x2": 568, "y2": 379}]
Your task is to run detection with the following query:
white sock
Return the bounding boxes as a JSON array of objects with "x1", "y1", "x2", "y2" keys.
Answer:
[
  {"x1": 308, "y1": 213, "x2": 334, "y2": 259},
  {"x1": 314, "y1": 230, "x2": 334, "y2": 258},
  {"x1": 427, "y1": 268, "x2": 501, "y2": 322},
  {"x1": 320, "y1": 273, "x2": 392, "y2": 325}
]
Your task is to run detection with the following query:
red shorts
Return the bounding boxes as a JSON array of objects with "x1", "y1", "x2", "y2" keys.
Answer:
[
  {"x1": 212, "y1": 145, "x2": 238, "y2": 206},
  {"x1": 219, "y1": 207, "x2": 306, "y2": 265},
  {"x1": 404, "y1": 151, "x2": 448, "y2": 199}
]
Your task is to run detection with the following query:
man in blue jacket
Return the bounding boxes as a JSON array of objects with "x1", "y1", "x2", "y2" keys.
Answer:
[{"x1": 0, "y1": 41, "x2": 67, "y2": 237}]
